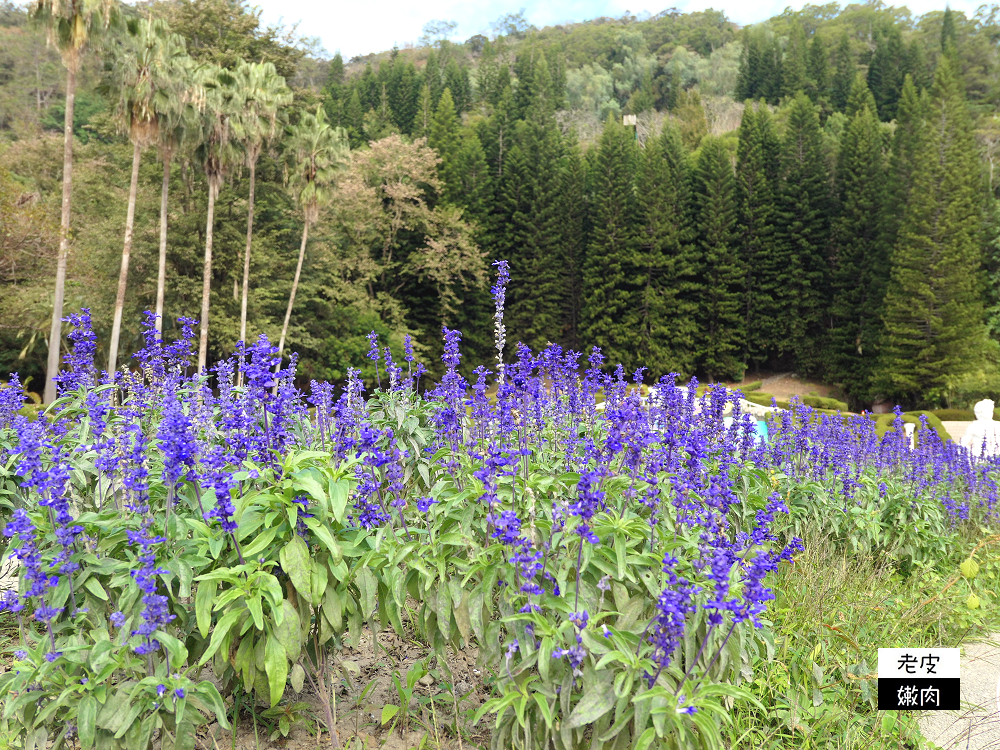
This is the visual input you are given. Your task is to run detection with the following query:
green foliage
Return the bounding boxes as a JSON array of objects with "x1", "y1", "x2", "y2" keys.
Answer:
[
  {"x1": 931, "y1": 409, "x2": 975, "y2": 421},
  {"x1": 581, "y1": 115, "x2": 638, "y2": 370},
  {"x1": 693, "y1": 136, "x2": 743, "y2": 382},
  {"x1": 873, "y1": 411, "x2": 950, "y2": 444},
  {"x1": 880, "y1": 57, "x2": 990, "y2": 407}
]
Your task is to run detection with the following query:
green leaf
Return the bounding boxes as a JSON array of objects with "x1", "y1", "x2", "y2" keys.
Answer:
[
  {"x1": 435, "y1": 579, "x2": 452, "y2": 641},
  {"x1": 303, "y1": 517, "x2": 343, "y2": 565},
  {"x1": 195, "y1": 580, "x2": 217, "y2": 639},
  {"x1": 153, "y1": 630, "x2": 189, "y2": 670},
  {"x1": 357, "y1": 568, "x2": 377, "y2": 620},
  {"x1": 273, "y1": 600, "x2": 302, "y2": 662},
  {"x1": 247, "y1": 594, "x2": 265, "y2": 631},
  {"x1": 329, "y1": 480, "x2": 349, "y2": 523},
  {"x1": 381, "y1": 705, "x2": 399, "y2": 725},
  {"x1": 264, "y1": 638, "x2": 288, "y2": 707},
  {"x1": 289, "y1": 663, "x2": 305, "y2": 693},
  {"x1": 78, "y1": 696, "x2": 97, "y2": 750},
  {"x1": 293, "y1": 474, "x2": 327, "y2": 503},
  {"x1": 199, "y1": 609, "x2": 242, "y2": 666},
  {"x1": 566, "y1": 684, "x2": 615, "y2": 729},
  {"x1": 83, "y1": 578, "x2": 108, "y2": 601},
  {"x1": 533, "y1": 694, "x2": 554, "y2": 729},
  {"x1": 195, "y1": 681, "x2": 231, "y2": 729},
  {"x1": 279, "y1": 536, "x2": 314, "y2": 605},
  {"x1": 241, "y1": 527, "x2": 277, "y2": 559}
]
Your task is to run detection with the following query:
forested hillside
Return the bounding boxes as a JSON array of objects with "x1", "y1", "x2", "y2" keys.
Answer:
[{"x1": 4, "y1": 0, "x2": 1000, "y2": 409}]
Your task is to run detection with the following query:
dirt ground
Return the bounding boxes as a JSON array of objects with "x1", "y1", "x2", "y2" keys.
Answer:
[
  {"x1": 727, "y1": 371, "x2": 838, "y2": 401},
  {"x1": 196, "y1": 625, "x2": 489, "y2": 750}
]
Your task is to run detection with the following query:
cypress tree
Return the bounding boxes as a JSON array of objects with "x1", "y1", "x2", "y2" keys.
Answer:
[
  {"x1": 831, "y1": 33, "x2": 853, "y2": 112},
  {"x1": 582, "y1": 116, "x2": 639, "y2": 369},
  {"x1": 880, "y1": 56, "x2": 988, "y2": 405},
  {"x1": 771, "y1": 92, "x2": 830, "y2": 373},
  {"x1": 694, "y1": 136, "x2": 744, "y2": 382},
  {"x1": 829, "y1": 88, "x2": 888, "y2": 408},
  {"x1": 737, "y1": 101, "x2": 778, "y2": 369},
  {"x1": 634, "y1": 122, "x2": 699, "y2": 377},
  {"x1": 783, "y1": 23, "x2": 810, "y2": 98}
]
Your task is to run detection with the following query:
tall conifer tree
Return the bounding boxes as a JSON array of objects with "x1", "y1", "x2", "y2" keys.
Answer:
[
  {"x1": 737, "y1": 101, "x2": 778, "y2": 368},
  {"x1": 772, "y1": 92, "x2": 830, "y2": 373},
  {"x1": 635, "y1": 122, "x2": 699, "y2": 377},
  {"x1": 694, "y1": 137, "x2": 744, "y2": 382},
  {"x1": 829, "y1": 79, "x2": 888, "y2": 408},
  {"x1": 831, "y1": 33, "x2": 853, "y2": 111},
  {"x1": 582, "y1": 116, "x2": 639, "y2": 369},
  {"x1": 880, "y1": 55, "x2": 988, "y2": 404},
  {"x1": 783, "y1": 23, "x2": 810, "y2": 98}
]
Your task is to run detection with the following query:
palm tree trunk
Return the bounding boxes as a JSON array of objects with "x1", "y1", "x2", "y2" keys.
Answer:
[
  {"x1": 43, "y1": 63, "x2": 76, "y2": 404},
  {"x1": 239, "y1": 159, "x2": 256, "y2": 346},
  {"x1": 198, "y1": 182, "x2": 218, "y2": 374},
  {"x1": 276, "y1": 220, "x2": 309, "y2": 366},
  {"x1": 155, "y1": 154, "x2": 171, "y2": 336},
  {"x1": 107, "y1": 139, "x2": 143, "y2": 374}
]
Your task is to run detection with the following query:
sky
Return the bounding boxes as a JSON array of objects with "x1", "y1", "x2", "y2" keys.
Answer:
[{"x1": 254, "y1": 0, "x2": 982, "y2": 59}]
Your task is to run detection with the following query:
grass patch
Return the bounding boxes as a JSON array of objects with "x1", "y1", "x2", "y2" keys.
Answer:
[{"x1": 728, "y1": 526, "x2": 1000, "y2": 749}]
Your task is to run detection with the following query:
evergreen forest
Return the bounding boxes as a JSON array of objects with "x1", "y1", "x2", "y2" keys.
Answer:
[{"x1": 5, "y1": 0, "x2": 1000, "y2": 410}]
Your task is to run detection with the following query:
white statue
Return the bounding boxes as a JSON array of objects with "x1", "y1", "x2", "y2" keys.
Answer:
[{"x1": 960, "y1": 399, "x2": 1000, "y2": 457}]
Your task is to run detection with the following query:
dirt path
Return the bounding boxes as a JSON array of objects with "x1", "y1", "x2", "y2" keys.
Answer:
[{"x1": 918, "y1": 636, "x2": 1000, "y2": 749}]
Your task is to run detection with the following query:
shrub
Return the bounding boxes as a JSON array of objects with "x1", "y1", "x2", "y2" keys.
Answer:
[
  {"x1": 741, "y1": 380, "x2": 763, "y2": 392},
  {"x1": 873, "y1": 411, "x2": 951, "y2": 444},
  {"x1": 801, "y1": 395, "x2": 849, "y2": 411},
  {"x1": 932, "y1": 409, "x2": 975, "y2": 421}
]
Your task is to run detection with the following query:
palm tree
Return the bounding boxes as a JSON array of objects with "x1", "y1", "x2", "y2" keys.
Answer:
[
  {"x1": 276, "y1": 107, "x2": 349, "y2": 365},
  {"x1": 103, "y1": 16, "x2": 188, "y2": 373},
  {"x1": 153, "y1": 55, "x2": 200, "y2": 337},
  {"x1": 232, "y1": 60, "x2": 291, "y2": 349},
  {"x1": 31, "y1": 0, "x2": 116, "y2": 403},
  {"x1": 195, "y1": 64, "x2": 242, "y2": 374}
]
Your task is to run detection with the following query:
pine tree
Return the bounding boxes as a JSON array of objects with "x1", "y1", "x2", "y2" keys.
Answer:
[
  {"x1": 807, "y1": 34, "x2": 829, "y2": 104},
  {"x1": 736, "y1": 27, "x2": 763, "y2": 101},
  {"x1": 845, "y1": 71, "x2": 877, "y2": 118},
  {"x1": 737, "y1": 101, "x2": 778, "y2": 369},
  {"x1": 831, "y1": 33, "x2": 853, "y2": 111},
  {"x1": 763, "y1": 36, "x2": 784, "y2": 105},
  {"x1": 388, "y1": 61, "x2": 420, "y2": 134},
  {"x1": 881, "y1": 75, "x2": 926, "y2": 260},
  {"x1": 412, "y1": 84, "x2": 433, "y2": 138},
  {"x1": 694, "y1": 136, "x2": 744, "y2": 382},
  {"x1": 880, "y1": 56, "x2": 988, "y2": 405},
  {"x1": 829, "y1": 85, "x2": 888, "y2": 408},
  {"x1": 561, "y1": 136, "x2": 588, "y2": 349},
  {"x1": 423, "y1": 49, "x2": 442, "y2": 109},
  {"x1": 634, "y1": 122, "x2": 699, "y2": 377},
  {"x1": 783, "y1": 23, "x2": 810, "y2": 98},
  {"x1": 345, "y1": 88, "x2": 365, "y2": 147},
  {"x1": 582, "y1": 116, "x2": 639, "y2": 370},
  {"x1": 867, "y1": 25, "x2": 905, "y2": 121},
  {"x1": 428, "y1": 88, "x2": 462, "y2": 201},
  {"x1": 444, "y1": 58, "x2": 471, "y2": 113},
  {"x1": 771, "y1": 92, "x2": 830, "y2": 373}
]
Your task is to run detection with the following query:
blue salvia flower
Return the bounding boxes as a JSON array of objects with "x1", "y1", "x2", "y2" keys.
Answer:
[
  {"x1": 0, "y1": 373, "x2": 24, "y2": 430},
  {"x1": 53, "y1": 309, "x2": 98, "y2": 394},
  {"x1": 127, "y1": 521, "x2": 175, "y2": 660},
  {"x1": 491, "y1": 259, "x2": 509, "y2": 379}
]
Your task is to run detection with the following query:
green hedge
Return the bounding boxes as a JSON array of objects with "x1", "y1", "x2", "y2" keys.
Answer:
[
  {"x1": 874, "y1": 411, "x2": 950, "y2": 444},
  {"x1": 931, "y1": 409, "x2": 975, "y2": 421},
  {"x1": 801, "y1": 395, "x2": 849, "y2": 411},
  {"x1": 741, "y1": 380, "x2": 763, "y2": 392},
  {"x1": 742, "y1": 391, "x2": 791, "y2": 409}
]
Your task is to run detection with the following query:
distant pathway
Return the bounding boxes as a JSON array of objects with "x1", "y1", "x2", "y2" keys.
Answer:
[{"x1": 918, "y1": 637, "x2": 1000, "y2": 749}]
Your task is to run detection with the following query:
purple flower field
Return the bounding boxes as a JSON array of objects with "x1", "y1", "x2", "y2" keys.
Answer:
[{"x1": 0, "y1": 264, "x2": 998, "y2": 749}]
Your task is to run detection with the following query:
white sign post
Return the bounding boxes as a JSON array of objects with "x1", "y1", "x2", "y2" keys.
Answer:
[{"x1": 877, "y1": 648, "x2": 960, "y2": 710}]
